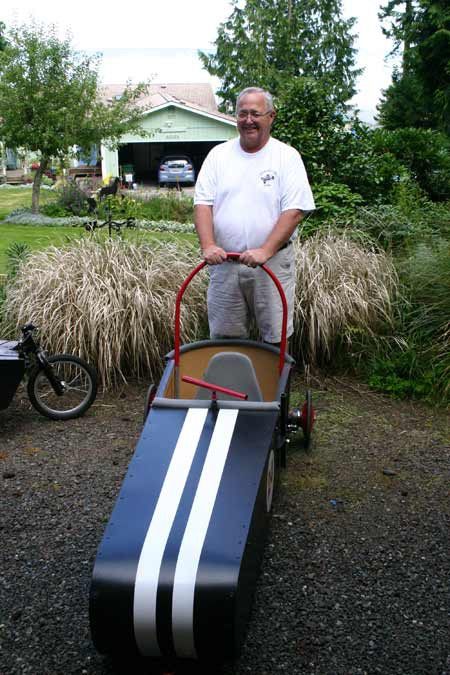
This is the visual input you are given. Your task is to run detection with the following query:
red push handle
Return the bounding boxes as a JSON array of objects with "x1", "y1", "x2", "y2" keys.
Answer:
[{"x1": 174, "y1": 252, "x2": 288, "y2": 375}]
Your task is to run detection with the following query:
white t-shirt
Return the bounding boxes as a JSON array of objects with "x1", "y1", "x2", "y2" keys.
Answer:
[{"x1": 194, "y1": 137, "x2": 315, "y2": 251}]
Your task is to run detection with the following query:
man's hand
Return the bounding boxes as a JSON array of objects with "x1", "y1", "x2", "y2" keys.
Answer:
[
  {"x1": 202, "y1": 244, "x2": 227, "y2": 265},
  {"x1": 239, "y1": 247, "x2": 272, "y2": 268}
]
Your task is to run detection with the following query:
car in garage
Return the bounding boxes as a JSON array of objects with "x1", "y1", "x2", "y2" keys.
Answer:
[{"x1": 158, "y1": 155, "x2": 196, "y2": 187}]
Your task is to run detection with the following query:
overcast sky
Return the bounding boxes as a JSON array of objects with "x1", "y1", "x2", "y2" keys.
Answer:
[{"x1": 2, "y1": 0, "x2": 395, "y2": 122}]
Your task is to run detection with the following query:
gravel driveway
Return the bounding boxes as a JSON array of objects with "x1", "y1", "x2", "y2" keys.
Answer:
[{"x1": 1, "y1": 377, "x2": 449, "y2": 675}]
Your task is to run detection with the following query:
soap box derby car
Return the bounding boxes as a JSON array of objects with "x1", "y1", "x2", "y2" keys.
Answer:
[{"x1": 90, "y1": 254, "x2": 315, "y2": 665}]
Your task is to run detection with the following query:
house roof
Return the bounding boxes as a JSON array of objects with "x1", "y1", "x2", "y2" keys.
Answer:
[{"x1": 101, "y1": 83, "x2": 234, "y2": 122}]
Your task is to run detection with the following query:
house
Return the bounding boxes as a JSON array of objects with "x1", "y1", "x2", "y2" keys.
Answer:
[{"x1": 99, "y1": 83, "x2": 237, "y2": 183}]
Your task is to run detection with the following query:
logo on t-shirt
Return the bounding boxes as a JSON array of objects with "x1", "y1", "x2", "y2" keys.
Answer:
[{"x1": 259, "y1": 170, "x2": 277, "y2": 186}]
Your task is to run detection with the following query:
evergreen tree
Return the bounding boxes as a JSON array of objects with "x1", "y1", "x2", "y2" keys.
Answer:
[
  {"x1": 0, "y1": 22, "x2": 7, "y2": 51},
  {"x1": 379, "y1": 0, "x2": 417, "y2": 63},
  {"x1": 199, "y1": 0, "x2": 360, "y2": 112},
  {"x1": 378, "y1": 0, "x2": 450, "y2": 134}
]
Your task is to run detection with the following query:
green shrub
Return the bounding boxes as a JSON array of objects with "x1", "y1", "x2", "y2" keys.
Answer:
[
  {"x1": 55, "y1": 179, "x2": 90, "y2": 216},
  {"x1": 4, "y1": 209, "x2": 89, "y2": 226},
  {"x1": 96, "y1": 194, "x2": 144, "y2": 221},
  {"x1": 356, "y1": 238, "x2": 450, "y2": 403},
  {"x1": 40, "y1": 202, "x2": 72, "y2": 217},
  {"x1": 0, "y1": 242, "x2": 31, "y2": 319},
  {"x1": 351, "y1": 205, "x2": 433, "y2": 251},
  {"x1": 4, "y1": 241, "x2": 31, "y2": 278},
  {"x1": 311, "y1": 182, "x2": 364, "y2": 222},
  {"x1": 372, "y1": 128, "x2": 450, "y2": 201},
  {"x1": 273, "y1": 78, "x2": 406, "y2": 203},
  {"x1": 134, "y1": 192, "x2": 194, "y2": 223},
  {"x1": 366, "y1": 342, "x2": 446, "y2": 400},
  {"x1": 347, "y1": 196, "x2": 450, "y2": 251},
  {"x1": 387, "y1": 177, "x2": 429, "y2": 214}
]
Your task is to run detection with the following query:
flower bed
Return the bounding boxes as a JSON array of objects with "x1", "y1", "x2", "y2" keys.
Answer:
[{"x1": 4, "y1": 210, "x2": 195, "y2": 233}]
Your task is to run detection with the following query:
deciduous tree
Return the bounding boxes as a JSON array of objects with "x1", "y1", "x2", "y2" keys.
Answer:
[{"x1": 0, "y1": 22, "x2": 149, "y2": 211}]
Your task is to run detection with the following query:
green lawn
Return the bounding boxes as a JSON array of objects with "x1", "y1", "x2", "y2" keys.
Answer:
[
  {"x1": 0, "y1": 187, "x2": 198, "y2": 275},
  {"x1": 0, "y1": 186, "x2": 56, "y2": 219},
  {"x1": 0, "y1": 224, "x2": 86, "y2": 272},
  {"x1": 0, "y1": 226, "x2": 198, "y2": 275}
]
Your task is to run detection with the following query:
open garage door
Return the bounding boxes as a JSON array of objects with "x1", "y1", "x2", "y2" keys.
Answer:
[{"x1": 118, "y1": 141, "x2": 222, "y2": 185}]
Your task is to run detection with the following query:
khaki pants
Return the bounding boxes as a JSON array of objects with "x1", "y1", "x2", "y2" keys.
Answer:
[{"x1": 207, "y1": 245, "x2": 295, "y2": 344}]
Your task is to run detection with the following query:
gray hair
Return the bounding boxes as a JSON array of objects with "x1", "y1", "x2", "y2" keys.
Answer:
[{"x1": 235, "y1": 87, "x2": 274, "y2": 114}]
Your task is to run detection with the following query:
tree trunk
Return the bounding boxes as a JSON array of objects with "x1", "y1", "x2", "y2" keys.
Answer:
[{"x1": 31, "y1": 157, "x2": 49, "y2": 213}]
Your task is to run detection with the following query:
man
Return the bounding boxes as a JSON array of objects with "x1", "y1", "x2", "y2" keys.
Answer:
[{"x1": 194, "y1": 86, "x2": 315, "y2": 345}]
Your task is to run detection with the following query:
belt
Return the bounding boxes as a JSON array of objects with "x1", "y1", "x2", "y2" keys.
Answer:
[{"x1": 278, "y1": 240, "x2": 293, "y2": 251}]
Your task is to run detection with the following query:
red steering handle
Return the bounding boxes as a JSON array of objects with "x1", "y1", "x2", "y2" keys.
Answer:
[
  {"x1": 181, "y1": 375, "x2": 248, "y2": 400},
  {"x1": 174, "y1": 252, "x2": 288, "y2": 375}
]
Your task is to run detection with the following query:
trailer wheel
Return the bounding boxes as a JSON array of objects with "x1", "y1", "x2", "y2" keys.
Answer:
[
  {"x1": 266, "y1": 449, "x2": 275, "y2": 512},
  {"x1": 301, "y1": 389, "x2": 315, "y2": 450},
  {"x1": 27, "y1": 355, "x2": 97, "y2": 420},
  {"x1": 277, "y1": 370, "x2": 292, "y2": 467}
]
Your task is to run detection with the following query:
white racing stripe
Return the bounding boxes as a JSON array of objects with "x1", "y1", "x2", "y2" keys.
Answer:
[
  {"x1": 133, "y1": 407, "x2": 208, "y2": 656},
  {"x1": 172, "y1": 408, "x2": 239, "y2": 658}
]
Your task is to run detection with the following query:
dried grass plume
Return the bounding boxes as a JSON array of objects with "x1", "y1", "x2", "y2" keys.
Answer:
[
  {"x1": 3, "y1": 232, "x2": 398, "y2": 386},
  {"x1": 293, "y1": 232, "x2": 398, "y2": 364},
  {"x1": 3, "y1": 237, "x2": 206, "y2": 388}
]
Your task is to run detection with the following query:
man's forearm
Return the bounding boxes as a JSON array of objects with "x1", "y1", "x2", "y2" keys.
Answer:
[
  {"x1": 261, "y1": 209, "x2": 303, "y2": 258},
  {"x1": 194, "y1": 204, "x2": 216, "y2": 249},
  {"x1": 239, "y1": 209, "x2": 303, "y2": 267},
  {"x1": 194, "y1": 204, "x2": 227, "y2": 264}
]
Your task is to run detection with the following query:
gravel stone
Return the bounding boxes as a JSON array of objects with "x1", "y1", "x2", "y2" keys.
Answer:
[{"x1": 0, "y1": 377, "x2": 449, "y2": 675}]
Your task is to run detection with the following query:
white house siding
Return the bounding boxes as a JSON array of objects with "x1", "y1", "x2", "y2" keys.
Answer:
[{"x1": 102, "y1": 144, "x2": 119, "y2": 179}]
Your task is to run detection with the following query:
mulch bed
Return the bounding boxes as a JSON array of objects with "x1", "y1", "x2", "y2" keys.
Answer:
[{"x1": 1, "y1": 377, "x2": 449, "y2": 675}]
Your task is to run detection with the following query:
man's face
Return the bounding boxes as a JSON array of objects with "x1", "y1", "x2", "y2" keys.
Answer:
[{"x1": 236, "y1": 92, "x2": 275, "y2": 153}]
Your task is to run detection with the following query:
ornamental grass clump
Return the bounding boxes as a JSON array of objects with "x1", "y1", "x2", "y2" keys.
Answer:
[
  {"x1": 398, "y1": 239, "x2": 450, "y2": 399},
  {"x1": 2, "y1": 238, "x2": 207, "y2": 388},
  {"x1": 292, "y1": 232, "x2": 398, "y2": 364}
]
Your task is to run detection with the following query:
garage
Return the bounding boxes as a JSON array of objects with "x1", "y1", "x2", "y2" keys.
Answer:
[
  {"x1": 100, "y1": 84, "x2": 237, "y2": 185},
  {"x1": 117, "y1": 140, "x2": 221, "y2": 184}
]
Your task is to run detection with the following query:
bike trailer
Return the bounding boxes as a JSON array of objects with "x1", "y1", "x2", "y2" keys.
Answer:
[{"x1": 0, "y1": 341, "x2": 24, "y2": 411}]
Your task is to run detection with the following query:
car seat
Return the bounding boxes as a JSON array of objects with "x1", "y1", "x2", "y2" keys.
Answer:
[{"x1": 195, "y1": 351, "x2": 263, "y2": 402}]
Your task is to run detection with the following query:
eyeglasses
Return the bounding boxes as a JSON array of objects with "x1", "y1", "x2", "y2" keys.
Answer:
[{"x1": 236, "y1": 110, "x2": 273, "y2": 120}]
